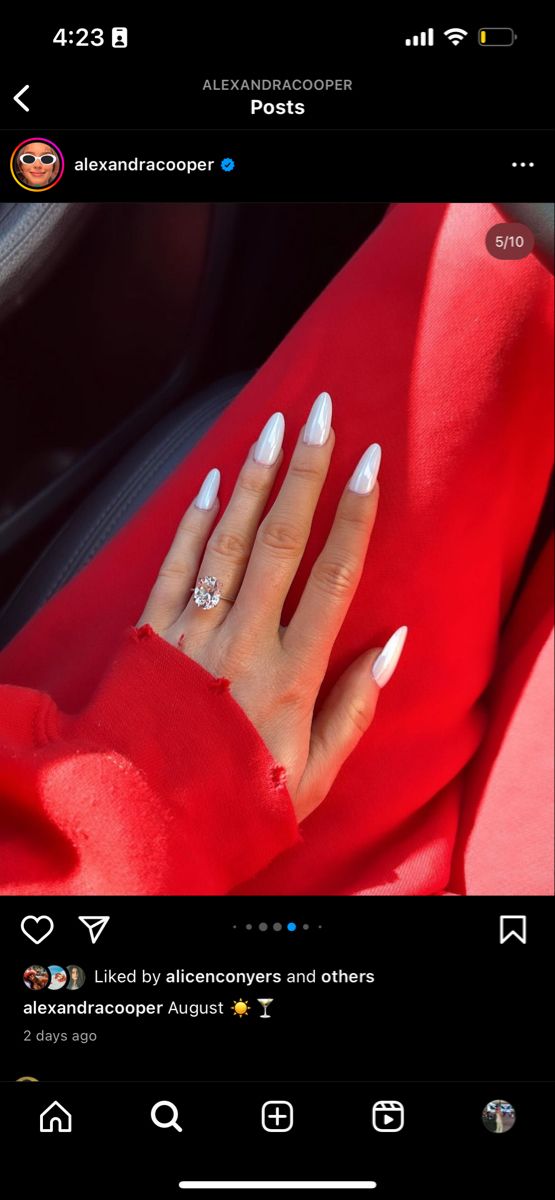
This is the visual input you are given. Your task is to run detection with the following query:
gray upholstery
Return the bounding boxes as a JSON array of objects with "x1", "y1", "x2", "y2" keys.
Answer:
[
  {"x1": 0, "y1": 373, "x2": 250, "y2": 646},
  {"x1": 0, "y1": 203, "x2": 91, "y2": 318}
]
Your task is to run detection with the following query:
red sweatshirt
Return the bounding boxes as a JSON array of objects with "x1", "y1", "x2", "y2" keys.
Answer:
[{"x1": 0, "y1": 624, "x2": 300, "y2": 894}]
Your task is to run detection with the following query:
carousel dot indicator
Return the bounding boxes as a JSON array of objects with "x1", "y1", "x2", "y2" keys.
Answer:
[
  {"x1": 273, "y1": 922, "x2": 282, "y2": 931},
  {"x1": 259, "y1": 922, "x2": 268, "y2": 931},
  {"x1": 287, "y1": 922, "x2": 297, "y2": 931}
]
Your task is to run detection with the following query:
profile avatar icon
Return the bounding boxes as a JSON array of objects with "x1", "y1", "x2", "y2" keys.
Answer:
[
  {"x1": 10, "y1": 139, "x2": 64, "y2": 191},
  {"x1": 48, "y1": 965, "x2": 68, "y2": 990},
  {"x1": 66, "y1": 964, "x2": 86, "y2": 991},
  {"x1": 481, "y1": 1099, "x2": 516, "y2": 1133},
  {"x1": 23, "y1": 964, "x2": 50, "y2": 990}
]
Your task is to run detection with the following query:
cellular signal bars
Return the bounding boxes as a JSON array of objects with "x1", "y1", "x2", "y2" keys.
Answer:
[{"x1": 405, "y1": 29, "x2": 434, "y2": 46}]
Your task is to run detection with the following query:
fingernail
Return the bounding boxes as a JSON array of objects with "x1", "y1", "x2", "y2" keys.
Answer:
[
  {"x1": 349, "y1": 443, "x2": 382, "y2": 494},
  {"x1": 303, "y1": 391, "x2": 332, "y2": 446},
  {"x1": 195, "y1": 467, "x2": 220, "y2": 510},
  {"x1": 253, "y1": 411, "x2": 285, "y2": 466},
  {"x1": 371, "y1": 625, "x2": 408, "y2": 688}
]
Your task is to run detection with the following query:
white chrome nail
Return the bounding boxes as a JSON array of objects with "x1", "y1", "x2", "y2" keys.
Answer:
[
  {"x1": 303, "y1": 391, "x2": 332, "y2": 446},
  {"x1": 253, "y1": 411, "x2": 285, "y2": 466},
  {"x1": 348, "y1": 443, "x2": 382, "y2": 494},
  {"x1": 195, "y1": 467, "x2": 221, "y2": 510},
  {"x1": 371, "y1": 625, "x2": 408, "y2": 688}
]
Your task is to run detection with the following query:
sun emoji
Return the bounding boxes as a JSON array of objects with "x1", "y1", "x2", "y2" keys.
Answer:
[{"x1": 231, "y1": 998, "x2": 251, "y2": 1017}]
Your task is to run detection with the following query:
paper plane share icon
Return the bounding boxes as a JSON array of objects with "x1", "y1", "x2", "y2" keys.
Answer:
[{"x1": 78, "y1": 916, "x2": 110, "y2": 944}]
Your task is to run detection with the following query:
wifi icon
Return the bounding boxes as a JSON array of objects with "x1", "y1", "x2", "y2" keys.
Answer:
[{"x1": 444, "y1": 27, "x2": 468, "y2": 45}]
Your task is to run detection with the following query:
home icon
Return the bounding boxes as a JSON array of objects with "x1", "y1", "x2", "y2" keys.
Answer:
[{"x1": 40, "y1": 1100, "x2": 72, "y2": 1133}]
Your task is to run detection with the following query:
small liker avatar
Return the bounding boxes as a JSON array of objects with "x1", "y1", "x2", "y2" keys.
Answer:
[
  {"x1": 66, "y1": 964, "x2": 86, "y2": 991},
  {"x1": 23, "y1": 964, "x2": 50, "y2": 990},
  {"x1": 11, "y1": 139, "x2": 64, "y2": 190},
  {"x1": 48, "y1": 965, "x2": 68, "y2": 990}
]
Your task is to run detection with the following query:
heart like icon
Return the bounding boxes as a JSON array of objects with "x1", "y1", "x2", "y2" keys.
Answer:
[{"x1": 21, "y1": 915, "x2": 54, "y2": 945}]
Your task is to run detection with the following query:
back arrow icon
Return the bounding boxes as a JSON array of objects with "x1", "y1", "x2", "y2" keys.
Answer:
[{"x1": 14, "y1": 85, "x2": 30, "y2": 112}]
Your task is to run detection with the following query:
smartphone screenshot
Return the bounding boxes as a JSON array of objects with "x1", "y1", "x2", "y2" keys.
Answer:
[{"x1": 1, "y1": 17, "x2": 553, "y2": 1195}]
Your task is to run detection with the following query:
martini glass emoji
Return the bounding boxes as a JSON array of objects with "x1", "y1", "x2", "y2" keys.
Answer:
[{"x1": 257, "y1": 998, "x2": 274, "y2": 1019}]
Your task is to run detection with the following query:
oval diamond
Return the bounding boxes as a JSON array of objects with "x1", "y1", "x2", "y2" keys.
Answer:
[{"x1": 193, "y1": 575, "x2": 222, "y2": 610}]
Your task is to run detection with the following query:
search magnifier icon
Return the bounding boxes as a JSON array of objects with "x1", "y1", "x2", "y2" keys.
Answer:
[{"x1": 151, "y1": 1100, "x2": 183, "y2": 1132}]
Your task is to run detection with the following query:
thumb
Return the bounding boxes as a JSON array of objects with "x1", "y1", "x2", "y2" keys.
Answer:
[{"x1": 295, "y1": 626, "x2": 408, "y2": 822}]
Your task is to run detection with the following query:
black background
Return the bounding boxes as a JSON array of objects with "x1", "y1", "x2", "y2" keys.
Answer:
[
  {"x1": 3, "y1": 1080, "x2": 543, "y2": 1194},
  {"x1": 0, "y1": 13, "x2": 551, "y2": 131},
  {"x1": 1, "y1": 128, "x2": 550, "y2": 201},
  {"x1": 4, "y1": 899, "x2": 546, "y2": 1083},
  {"x1": 2, "y1": 899, "x2": 549, "y2": 1192}
]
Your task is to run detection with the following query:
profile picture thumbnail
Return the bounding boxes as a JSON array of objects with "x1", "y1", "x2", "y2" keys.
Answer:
[
  {"x1": 48, "y1": 965, "x2": 68, "y2": 990},
  {"x1": 482, "y1": 1099, "x2": 516, "y2": 1133},
  {"x1": 23, "y1": 964, "x2": 50, "y2": 991},
  {"x1": 10, "y1": 138, "x2": 64, "y2": 191},
  {"x1": 66, "y1": 964, "x2": 86, "y2": 991}
]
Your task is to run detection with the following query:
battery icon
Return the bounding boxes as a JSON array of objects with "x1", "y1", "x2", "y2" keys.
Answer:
[{"x1": 478, "y1": 27, "x2": 516, "y2": 45}]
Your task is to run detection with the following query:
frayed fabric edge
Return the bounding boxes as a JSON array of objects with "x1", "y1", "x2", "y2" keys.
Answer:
[
  {"x1": 131, "y1": 624, "x2": 155, "y2": 642},
  {"x1": 270, "y1": 763, "x2": 288, "y2": 791}
]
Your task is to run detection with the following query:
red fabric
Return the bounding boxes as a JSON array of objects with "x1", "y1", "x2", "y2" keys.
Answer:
[
  {"x1": 0, "y1": 625, "x2": 299, "y2": 894},
  {"x1": 450, "y1": 535, "x2": 554, "y2": 895},
  {"x1": 0, "y1": 202, "x2": 553, "y2": 895}
]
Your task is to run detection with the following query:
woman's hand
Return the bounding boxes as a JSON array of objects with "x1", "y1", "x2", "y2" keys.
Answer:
[{"x1": 138, "y1": 392, "x2": 407, "y2": 822}]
